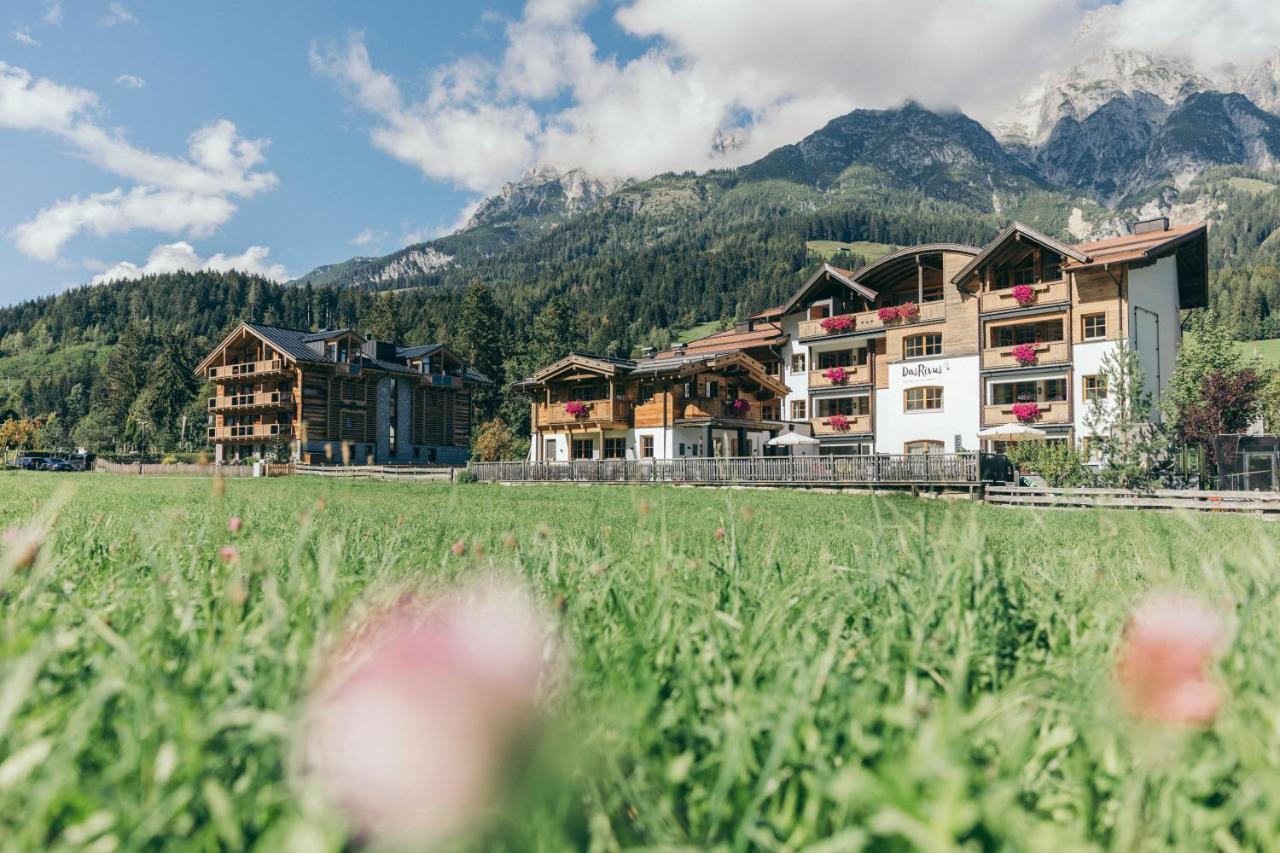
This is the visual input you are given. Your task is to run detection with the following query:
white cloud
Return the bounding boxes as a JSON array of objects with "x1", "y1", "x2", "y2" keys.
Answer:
[
  {"x1": 316, "y1": 0, "x2": 1280, "y2": 200},
  {"x1": 90, "y1": 241, "x2": 290, "y2": 284},
  {"x1": 13, "y1": 29, "x2": 40, "y2": 47},
  {"x1": 351, "y1": 227, "x2": 385, "y2": 248},
  {"x1": 114, "y1": 74, "x2": 145, "y2": 89},
  {"x1": 44, "y1": 1, "x2": 63, "y2": 25},
  {"x1": 100, "y1": 2, "x2": 137, "y2": 27},
  {"x1": 0, "y1": 62, "x2": 277, "y2": 260}
]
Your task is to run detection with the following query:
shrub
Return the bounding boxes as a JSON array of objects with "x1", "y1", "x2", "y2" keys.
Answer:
[{"x1": 1006, "y1": 441, "x2": 1093, "y2": 486}]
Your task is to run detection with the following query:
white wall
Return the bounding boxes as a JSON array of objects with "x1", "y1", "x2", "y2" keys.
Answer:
[
  {"x1": 1126, "y1": 255, "x2": 1181, "y2": 421},
  {"x1": 778, "y1": 313, "x2": 810, "y2": 420},
  {"x1": 1071, "y1": 339, "x2": 1119, "y2": 439},
  {"x1": 875, "y1": 355, "x2": 980, "y2": 453}
]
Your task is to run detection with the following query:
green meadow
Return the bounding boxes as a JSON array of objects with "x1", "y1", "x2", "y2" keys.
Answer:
[{"x1": 3, "y1": 473, "x2": 1280, "y2": 849}]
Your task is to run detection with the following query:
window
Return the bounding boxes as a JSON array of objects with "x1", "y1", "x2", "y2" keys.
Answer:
[
  {"x1": 603, "y1": 437, "x2": 626, "y2": 459},
  {"x1": 678, "y1": 442, "x2": 686, "y2": 456},
  {"x1": 817, "y1": 396, "x2": 869, "y2": 417},
  {"x1": 571, "y1": 439, "x2": 594, "y2": 460},
  {"x1": 760, "y1": 403, "x2": 777, "y2": 420},
  {"x1": 904, "y1": 440, "x2": 945, "y2": 455},
  {"x1": 904, "y1": 386, "x2": 943, "y2": 412},
  {"x1": 904, "y1": 333, "x2": 942, "y2": 359},
  {"x1": 790, "y1": 352, "x2": 807, "y2": 373},
  {"x1": 991, "y1": 321, "x2": 1064, "y2": 347},
  {"x1": 1082, "y1": 313, "x2": 1107, "y2": 340},
  {"x1": 1083, "y1": 375, "x2": 1106, "y2": 401},
  {"x1": 991, "y1": 378, "x2": 1067, "y2": 405},
  {"x1": 790, "y1": 400, "x2": 807, "y2": 420},
  {"x1": 1042, "y1": 249, "x2": 1062, "y2": 282},
  {"x1": 808, "y1": 303, "x2": 830, "y2": 320},
  {"x1": 638, "y1": 383, "x2": 656, "y2": 404},
  {"x1": 817, "y1": 349, "x2": 853, "y2": 369},
  {"x1": 641, "y1": 436, "x2": 655, "y2": 458},
  {"x1": 704, "y1": 380, "x2": 720, "y2": 399}
]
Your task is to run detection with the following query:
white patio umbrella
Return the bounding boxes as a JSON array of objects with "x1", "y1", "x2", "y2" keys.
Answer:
[
  {"x1": 976, "y1": 422, "x2": 1047, "y2": 441},
  {"x1": 767, "y1": 426, "x2": 820, "y2": 456}
]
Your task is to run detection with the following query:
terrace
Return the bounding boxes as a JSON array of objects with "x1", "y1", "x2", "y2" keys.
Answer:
[
  {"x1": 208, "y1": 358, "x2": 289, "y2": 380},
  {"x1": 797, "y1": 300, "x2": 945, "y2": 340},
  {"x1": 208, "y1": 390, "x2": 293, "y2": 412}
]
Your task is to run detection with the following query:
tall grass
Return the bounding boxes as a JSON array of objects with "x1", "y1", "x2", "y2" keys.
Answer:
[{"x1": 2, "y1": 473, "x2": 1280, "y2": 849}]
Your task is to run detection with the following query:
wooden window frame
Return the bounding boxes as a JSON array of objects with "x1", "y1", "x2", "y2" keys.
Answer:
[
  {"x1": 571, "y1": 438, "x2": 594, "y2": 460},
  {"x1": 904, "y1": 386, "x2": 943, "y2": 412},
  {"x1": 790, "y1": 352, "x2": 806, "y2": 373},
  {"x1": 603, "y1": 437, "x2": 627, "y2": 460},
  {"x1": 790, "y1": 400, "x2": 807, "y2": 420},
  {"x1": 1082, "y1": 374, "x2": 1106, "y2": 401},
  {"x1": 1082, "y1": 313, "x2": 1107, "y2": 340},
  {"x1": 904, "y1": 439, "x2": 945, "y2": 455},
  {"x1": 904, "y1": 333, "x2": 942, "y2": 359},
  {"x1": 641, "y1": 435, "x2": 655, "y2": 458}
]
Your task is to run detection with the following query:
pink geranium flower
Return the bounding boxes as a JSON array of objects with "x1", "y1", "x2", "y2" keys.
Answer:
[
  {"x1": 1116, "y1": 592, "x2": 1225, "y2": 726},
  {"x1": 297, "y1": 580, "x2": 556, "y2": 846}
]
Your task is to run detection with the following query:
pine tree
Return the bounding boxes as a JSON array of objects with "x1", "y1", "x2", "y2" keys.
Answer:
[
  {"x1": 104, "y1": 322, "x2": 154, "y2": 430},
  {"x1": 365, "y1": 292, "x2": 405, "y2": 342},
  {"x1": 454, "y1": 280, "x2": 505, "y2": 419},
  {"x1": 145, "y1": 328, "x2": 199, "y2": 440}
]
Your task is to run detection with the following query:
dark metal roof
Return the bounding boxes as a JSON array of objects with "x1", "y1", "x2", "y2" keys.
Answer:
[
  {"x1": 301, "y1": 328, "x2": 356, "y2": 343},
  {"x1": 397, "y1": 344, "x2": 445, "y2": 359},
  {"x1": 245, "y1": 323, "x2": 333, "y2": 364}
]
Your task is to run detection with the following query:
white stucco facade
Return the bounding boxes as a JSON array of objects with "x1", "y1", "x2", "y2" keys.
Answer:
[{"x1": 875, "y1": 355, "x2": 981, "y2": 453}]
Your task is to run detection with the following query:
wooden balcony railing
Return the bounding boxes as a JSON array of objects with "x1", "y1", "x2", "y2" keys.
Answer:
[
  {"x1": 982, "y1": 340, "x2": 1069, "y2": 370},
  {"x1": 982, "y1": 401, "x2": 1071, "y2": 427},
  {"x1": 673, "y1": 399, "x2": 776, "y2": 421},
  {"x1": 808, "y1": 363, "x2": 872, "y2": 388},
  {"x1": 207, "y1": 423, "x2": 292, "y2": 442},
  {"x1": 209, "y1": 358, "x2": 288, "y2": 380},
  {"x1": 539, "y1": 400, "x2": 634, "y2": 425},
  {"x1": 797, "y1": 301, "x2": 945, "y2": 340},
  {"x1": 208, "y1": 391, "x2": 293, "y2": 411},
  {"x1": 980, "y1": 279, "x2": 1068, "y2": 314},
  {"x1": 811, "y1": 414, "x2": 872, "y2": 436}
]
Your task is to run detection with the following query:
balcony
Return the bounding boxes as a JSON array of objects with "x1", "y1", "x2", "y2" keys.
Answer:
[
  {"x1": 982, "y1": 340, "x2": 1069, "y2": 371},
  {"x1": 208, "y1": 358, "x2": 288, "y2": 380},
  {"x1": 207, "y1": 423, "x2": 292, "y2": 443},
  {"x1": 982, "y1": 401, "x2": 1070, "y2": 427},
  {"x1": 798, "y1": 301, "x2": 945, "y2": 340},
  {"x1": 980, "y1": 279, "x2": 1068, "y2": 314},
  {"x1": 673, "y1": 398, "x2": 778, "y2": 422},
  {"x1": 811, "y1": 414, "x2": 872, "y2": 436},
  {"x1": 808, "y1": 363, "x2": 871, "y2": 388},
  {"x1": 208, "y1": 391, "x2": 293, "y2": 412},
  {"x1": 540, "y1": 399, "x2": 634, "y2": 426}
]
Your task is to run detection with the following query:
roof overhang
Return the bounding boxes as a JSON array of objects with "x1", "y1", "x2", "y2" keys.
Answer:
[
  {"x1": 1063, "y1": 224, "x2": 1208, "y2": 309},
  {"x1": 851, "y1": 243, "x2": 980, "y2": 290},
  {"x1": 780, "y1": 264, "x2": 878, "y2": 317},
  {"x1": 951, "y1": 222, "x2": 1089, "y2": 288},
  {"x1": 195, "y1": 321, "x2": 298, "y2": 375}
]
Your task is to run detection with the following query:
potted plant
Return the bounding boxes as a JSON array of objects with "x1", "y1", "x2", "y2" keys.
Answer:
[
  {"x1": 896, "y1": 301, "x2": 919, "y2": 321},
  {"x1": 1010, "y1": 402, "x2": 1041, "y2": 423},
  {"x1": 827, "y1": 414, "x2": 851, "y2": 432},
  {"x1": 1011, "y1": 284, "x2": 1035, "y2": 306},
  {"x1": 730, "y1": 398, "x2": 751, "y2": 415},
  {"x1": 820, "y1": 315, "x2": 854, "y2": 334},
  {"x1": 564, "y1": 400, "x2": 588, "y2": 417},
  {"x1": 1010, "y1": 342, "x2": 1038, "y2": 366},
  {"x1": 822, "y1": 366, "x2": 848, "y2": 385},
  {"x1": 876, "y1": 306, "x2": 900, "y2": 323}
]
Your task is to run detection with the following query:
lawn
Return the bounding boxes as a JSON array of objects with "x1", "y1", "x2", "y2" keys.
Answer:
[
  {"x1": 805, "y1": 240, "x2": 898, "y2": 264},
  {"x1": 1236, "y1": 337, "x2": 1280, "y2": 367},
  {"x1": 4, "y1": 473, "x2": 1280, "y2": 849}
]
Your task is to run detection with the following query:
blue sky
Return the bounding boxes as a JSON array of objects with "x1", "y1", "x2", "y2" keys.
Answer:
[{"x1": 0, "y1": 0, "x2": 1271, "y2": 307}]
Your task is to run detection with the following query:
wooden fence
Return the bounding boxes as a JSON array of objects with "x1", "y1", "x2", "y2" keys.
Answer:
[
  {"x1": 469, "y1": 453, "x2": 1011, "y2": 487},
  {"x1": 986, "y1": 485, "x2": 1280, "y2": 514},
  {"x1": 294, "y1": 464, "x2": 457, "y2": 482},
  {"x1": 95, "y1": 460, "x2": 256, "y2": 477}
]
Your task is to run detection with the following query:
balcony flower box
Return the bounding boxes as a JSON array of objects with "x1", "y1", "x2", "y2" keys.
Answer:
[
  {"x1": 822, "y1": 366, "x2": 849, "y2": 385},
  {"x1": 1011, "y1": 284, "x2": 1035, "y2": 306},
  {"x1": 1010, "y1": 402, "x2": 1041, "y2": 423},
  {"x1": 820, "y1": 314, "x2": 855, "y2": 334},
  {"x1": 564, "y1": 400, "x2": 588, "y2": 417},
  {"x1": 730, "y1": 398, "x2": 751, "y2": 415},
  {"x1": 826, "y1": 414, "x2": 851, "y2": 432},
  {"x1": 897, "y1": 301, "x2": 919, "y2": 321},
  {"x1": 876, "y1": 306, "x2": 899, "y2": 323},
  {"x1": 1010, "y1": 342, "x2": 1038, "y2": 366}
]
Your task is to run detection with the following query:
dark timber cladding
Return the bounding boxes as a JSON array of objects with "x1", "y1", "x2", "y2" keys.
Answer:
[{"x1": 195, "y1": 322, "x2": 490, "y2": 465}]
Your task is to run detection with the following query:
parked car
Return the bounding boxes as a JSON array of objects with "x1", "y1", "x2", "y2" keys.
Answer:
[
  {"x1": 43, "y1": 457, "x2": 74, "y2": 472},
  {"x1": 15, "y1": 456, "x2": 42, "y2": 470},
  {"x1": 67, "y1": 453, "x2": 95, "y2": 471}
]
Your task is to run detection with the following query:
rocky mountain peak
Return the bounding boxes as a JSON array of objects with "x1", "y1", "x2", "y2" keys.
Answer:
[{"x1": 463, "y1": 165, "x2": 628, "y2": 232}]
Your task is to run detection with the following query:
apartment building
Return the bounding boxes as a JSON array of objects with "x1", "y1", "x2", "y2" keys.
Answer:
[
  {"x1": 520, "y1": 217, "x2": 1207, "y2": 459},
  {"x1": 196, "y1": 323, "x2": 489, "y2": 464}
]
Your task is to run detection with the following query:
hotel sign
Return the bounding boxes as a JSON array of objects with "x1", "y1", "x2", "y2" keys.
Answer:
[{"x1": 898, "y1": 362, "x2": 950, "y2": 384}]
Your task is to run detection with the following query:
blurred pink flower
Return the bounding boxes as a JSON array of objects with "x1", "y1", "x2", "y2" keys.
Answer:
[
  {"x1": 299, "y1": 580, "x2": 555, "y2": 846},
  {"x1": 2, "y1": 525, "x2": 44, "y2": 570},
  {"x1": 450, "y1": 539, "x2": 466, "y2": 556},
  {"x1": 714, "y1": 527, "x2": 726, "y2": 541},
  {"x1": 227, "y1": 516, "x2": 242, "y2": 533},
  {"x1": 218, "y1": 545, "x2": 240, "y2": 564},
  {"x1": 1116, "y1": 592, "x2": 1225, "y2": 726}
]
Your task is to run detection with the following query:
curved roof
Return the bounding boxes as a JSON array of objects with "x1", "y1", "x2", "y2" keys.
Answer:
[{"x1": 849, "y1": 243, "x2": 980, "y2": 288}]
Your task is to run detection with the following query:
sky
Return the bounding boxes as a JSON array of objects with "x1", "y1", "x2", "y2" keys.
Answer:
[{"x1": 1, "y1": 0, "x2": 1278, "y2": 307}]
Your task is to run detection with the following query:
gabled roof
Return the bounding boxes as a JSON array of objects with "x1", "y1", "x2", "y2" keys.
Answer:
[
  {"x1": 301, "y1": 328, "x2": 360, "y2": 343},
  {"x1": 779, "y1": 264, "x2": 879, "y2": 317},
  {"x1": 1062, "y1": 222, "x2": 1206, "y2": 270},
  {"x1": 950, "y1": 222, "x2": 1088, "y2": 286},
  {"x1": 516, "y1": 349, "x2": 789, "y2": 397},
  {"x1": 247, "y1": 323, "x2": 333, "y2": 364},
  {"x1": 654, "y1": 321, "x2": 787, "y2": 359}
]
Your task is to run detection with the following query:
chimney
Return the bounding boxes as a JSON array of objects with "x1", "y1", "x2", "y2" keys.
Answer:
[
  {"x1": 640, "y1": 346, "x2": 655, "y2": 359},
  {"x1": 1132, "y1": 216, "x2": 1170, "y2": 235}
]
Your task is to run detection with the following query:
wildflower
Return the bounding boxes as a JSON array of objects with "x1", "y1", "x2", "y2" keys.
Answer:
[
  {"x1": 2, "y1": 525, "x2": 44, "y2": 571},
  {"x1": 227, "y1": 516, "x2": 242, "y2": 533},
  {"x1": 450, "y1": 540, "x2": 466, "y2": 557},
  {"x1": 501, "y1": 533, "x2": 518, "y2": 550},
  {"x1": 637, "y1": 500, "x2": 651, "y2": 517},
  {"x1": 1116, "y1": 592, "x2": 1224, "y2": 726},
  {"x1": 316, "y1": 497, "x2": 327, "y2": 512},
  {"x1": 297, "y1": 580, "x2": 555, "y2": 846},
  {"x1": 219, "y1": 545, "x2": 240, "y2": 564},
  {"x1": 714, "y1": 527, "x2": 726, "y2": 541}
]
